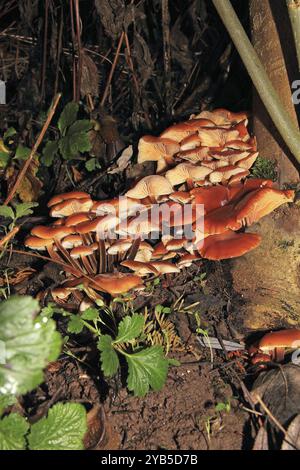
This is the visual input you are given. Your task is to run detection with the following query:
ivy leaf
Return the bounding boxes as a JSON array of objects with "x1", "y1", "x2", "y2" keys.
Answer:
[
  {"x1": 126, "y1": 345, "x2": 169, "y2": 397},
  {"x1": 0, "y1": 205, "x2": 14, "y2": 220},
  {"x1": 0, "y1": 295, "x2": 62, "y2": 397},
  {"x1": 0, "y1": 413, "x2": 29, "y2": 450},
  {"x1": 81, "y1": 308, "x2": 98, "y2": 321},
  {"x1": 67, "y1": 315, "x2": 84, "y2": 334},
  {"x1": 114, "y1": 314, "x2": 145, "y2": 344},
  {"x1": 58, "y1": 102, "x2": 79, "y2": 135},
  {"x1": 98, "y1": 335, "x2": 120, "y2": 377},
  {"x1": 14, "y1": 144, "x2": 31, "y2": 160},
  {"x1": 42, "y1": 140, "x2": 59, "y2": 166},
  {"x1": 28, "y1": 403, "x2": 87, "y2": 450},
  {"x1": 14, "y1": 202, "x2": 38, "y2": 220}
]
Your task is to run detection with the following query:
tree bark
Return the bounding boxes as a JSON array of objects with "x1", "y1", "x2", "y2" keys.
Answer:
[
  {"x1": 230, "y1": 0, "x2": 300, "y2": 331},
  {"x1": 251, "y1": 0, "x2": 299, "y2": 184}
]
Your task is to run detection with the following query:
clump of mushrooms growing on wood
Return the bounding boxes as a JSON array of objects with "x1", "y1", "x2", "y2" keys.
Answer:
[{"x1": 24, "y1": 109, "x2": 295, "y2": 307}]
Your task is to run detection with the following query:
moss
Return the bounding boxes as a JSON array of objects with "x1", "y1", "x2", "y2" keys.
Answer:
[{"x1": 251, "y1": 157, "x2": 277, "y2": 181}]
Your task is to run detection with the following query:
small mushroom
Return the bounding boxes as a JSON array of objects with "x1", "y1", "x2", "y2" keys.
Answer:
[
  {"x1": 165, "y1": 163, "x2": 212, "y2": 188},
  {"x1": 137, "y1": 135, "x2": 180, "y2": 171},
  {"x1": 257, "y1": 329, "x2": 300, "y2": 361},
  {"x1": 209, "y1": 165, "x2": 249, "y2": 184},
  {"x1": 149, "y1": 261, "x2": 181, "y2": 274},
  {"x1": 121, "y1": 260, "x2": 159, "y2": 276},
  {"x1": 49, "y1": 197, "x2": 93, "y2": 217},
  {"x1": 92, "y1": 273, "x2": 144, "y2": 295},
  {"x1": 31, "y1": 225, "x2": 73, "y2": 239},
  {"x1": 24, "y1": 236, "x2": 54, "y2": 250},
  {"x1": 47, "y1": 191, "x2": 91, "y2": 207}
]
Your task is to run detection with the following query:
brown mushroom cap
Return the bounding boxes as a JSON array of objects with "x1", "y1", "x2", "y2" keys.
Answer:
[
  {"x1": 31, "y1": 225, "x2": 73, "y2": 239},
  {"x1": 70, "y1": 244, "x2": 98, "y2": 258},
  {"x1": 137, "y1": 135, "x2": 180, "y2": 163},
  {"x1": 180, "y1": 134, "x2": 202, "y2": 151},
  {"x1": 198, "y1": 204, "x2": 242, "y2": 235},
  {"x1": 125, "y1": 175, "x2": 174, "y2": 200},
  {"x1": 165, "y1": 163, "x2": 212, "y2": 186},
  {"x1": 107, "y1": 239, "x2": 133, "y2": 255},
  {"x1": 121, "y1": 260, "x2": 159, "y2": 276},
  {"x1": 150, "y1": 261, "x2": 181, "y2": 274},
  {"x1": 65, "y1": 212, "x2": 91, "y2": 227},
  {"x1": 47, "y1": 191, "x2": 90, "y2": 207},
  {"x1": 191, "y1": 186, "x2": 229, "y2": 214},
  {"x1": 209, "y1": 166, "x2": 249, "y2": 184},
  {"x1": 235, "y1": 188, "x2": 295, "y2": 226},
  {"x1": 198, "y1": 127, "x2": 240, "y2": 148},
  {"x1": 51, "y1": 287, "x2": 72, "y2": 300},
  {"x1": 76, "y1": 215, "x2": 119, "y2": 234},
  {"x1": 61, "y1": 234, "x2": 83, "y2": 249},
  {"x1": 176, "y1": 147, "x2": 212, "y2": 163},
  {"x1": 198, "y1": 230, "x2": 261, "y2": 260},
  {"x1": 177, "y1": 253, "x2": 201, "y2": 268},
  {"x1": 169, "y1": 191, "x2": 192, "y2": 204},
  {"x1": 258, "y1": 329, "x2": 300, "y2": 351},
  {"x1": 50, "y1": 197, "x2": 93, "y2": 217},
  {"x1": 92, "y1": 273, "x2": 144, "y2": 295},
  {"x1": 24, "y1": 236, "x2": 54, "y2": 250}
]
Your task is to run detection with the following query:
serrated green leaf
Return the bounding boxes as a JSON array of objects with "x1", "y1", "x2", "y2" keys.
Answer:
[
  {"x1": 58, "y1": 102, "x2": 79, "y2": 135},
  {"x1": 81, "y1": 308, "x2": 98, "y2": 321},
  {"x1": 114, "y1": 314, "x2": 145, "y2": 344},
  {"x1": 14, "y1": 202, "x2": 38, "y2": 220},
  {"x1": 14, "y1": 144, "x2": 31, "y2": 160},
  {"x1": 98, "y1": 335, "x2": 120, "y2": 377},
  {"x1": 67, "y1": 315, "x2": 84, "y2": 334},
  {"x1": 68, "y1": 120, "x2": 92, "y2": 135},
  {"x1": 0, "y1": 394, "x2": 16, "y2": 415},
  {"x1": 126, "y1": 345, "x2": 169, "y2": 397},
  {"x1": 0, "y1": 295, "x2": 62, "y2": 396},
  {"x1": 28, "y1": 403, "x2": 87, "y2": 450},
  {"x1": 0, "y1": 205, "x2": 14, "y2": 220},
  {"x1": 0, "y1": 413, "x2": 29, "y2": 450},
  {"x1": 42, "y1": 140, "x2": 59, "y2": 166}
]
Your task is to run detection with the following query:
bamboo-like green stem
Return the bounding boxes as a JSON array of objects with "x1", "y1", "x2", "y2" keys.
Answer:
[
  {"x1": 287, "y1": 0, "x2": 300, "y2": 71},
  {"x1": 212, "y1": 0, "x2": 300, "y2": 165}
]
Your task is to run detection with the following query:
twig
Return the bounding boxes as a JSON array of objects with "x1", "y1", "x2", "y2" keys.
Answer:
[
  {"x1": 101, "y1": 32, "x2": 125, "y2": 106},
  {"x1": 124, "y1": 32, "x2": 139, "y2": 94},
  {"x1": 212, "y1": 0, "x2": 300, "y2": 165},
  {"x1": 287, "y1": 0, "x2": 300, "y2": 70},
  {"x1": 74, "y1": 0, "x2": 83, "y2": 101},
  {"x1": 4, "y1": 93, "x2": 61, "y2": 205},
  {"x1": 0, "y1": 226, "x2": 19, "y2": 247},
  {"x1": 54, "y1": 7, "x2": 63, "y2": 96}
]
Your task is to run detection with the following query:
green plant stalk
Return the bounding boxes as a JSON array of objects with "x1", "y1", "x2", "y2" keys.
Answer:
[
  {"x1": 287, "y1": 0, "x2": 300, "y2": 71},
  {"x1": 212, "y1": 0, "x2": 300, "y2": 165}
]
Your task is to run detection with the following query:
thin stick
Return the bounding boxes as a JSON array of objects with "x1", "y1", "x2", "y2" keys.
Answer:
[
  {"x1": 212, "y1": 0, "x2": 300, "y2": 165},
  {"x1": 124, "y1": 32, "x2": 139, "y2": 94},
  {"x1": 287, "y1": 0, "x2": 300, "y2": 70},
  {"x1": 4, "y1": 93, "x2": 61, "y2": 205},
  {"x1": 101, "y1": 32, "x2": 125, "y2": 106},
  {"x1": 0, "y1": 226, "x2": 19, "y2": 247}
]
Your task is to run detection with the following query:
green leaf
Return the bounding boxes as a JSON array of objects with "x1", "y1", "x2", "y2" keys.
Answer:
[
  {"x1": 67, "y1": 315, "x2": 84, "y2": 334},
  {"x1": 0, "y1": 413, "x2": 29, "y2": 450},
  {"x1": 126, "y1": 345, "x2": 169, "y2": 397},
  {"x1": 3, "y1": 127, "x2": 17, "y2": 141},
  {"x1": 85, "y1": 158, "x2": 98, "y2": 171},
  {"x1": 28, "y1": 403, "x2": 87, "y2": 450},
  {"x1": 98, "y1": 335, "x2": 120, "y2": 377},
  {"x1": 0, "y1": 151, "x2": 10, "y2": 167},
  {"x1": 81, "y1": 308, "x2": 98, "y2": 321},
  {"x1": 0, "y1": 394, "x2": 16, "y2": 415},
  {"x1": 168, "y1": 358, "x2": 181, "y2": 367},
  {"x1": 42, "y1": 140, "x2": 59, "y2": 166},
  {"x1": 14, "y1": 144, "x2": 31, "y2": 160},
  {"x1": 114, "y1": 314, "x2": 145, "y2": 344},
  {"x1": 0, "y1": 295, "x2": 62, "y2": 396},
  {"x1": 14, "y1": 202, "x2": 38, "y2": 220},
  {"x1": 68, "y1": 120, "x2": 92, "y2": 135},
  {"x1": 0, "y1": 205, "x2": 14, "y2": 220},
  {"x1": 59, "y1": 132, "x2": 92, "y2": 160},
  {"x1": 58, "y1": 102, "x2": 79, "y2": 135}
]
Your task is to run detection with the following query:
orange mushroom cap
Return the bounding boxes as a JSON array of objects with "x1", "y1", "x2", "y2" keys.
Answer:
[
  {"x1": 92, "y1": 273, "x2": 144, "y2": 295},
  {"x1": 235, "y1": 188, "x2": 295, "y2": 226},
  {"x1": 47, "y1": 191, "x2": 90, "y2": 207},
  {"x1": 198, "y1": 230, "x2": 261, "y2": 260},
  {"x1": 258, "y1": 329, "x2": 300, "y2": 351}
]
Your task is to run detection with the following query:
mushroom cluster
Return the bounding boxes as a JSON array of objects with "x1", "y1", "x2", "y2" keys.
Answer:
[{"x1": 25, "y1": 109, "x2": 294, "y2": 305}]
